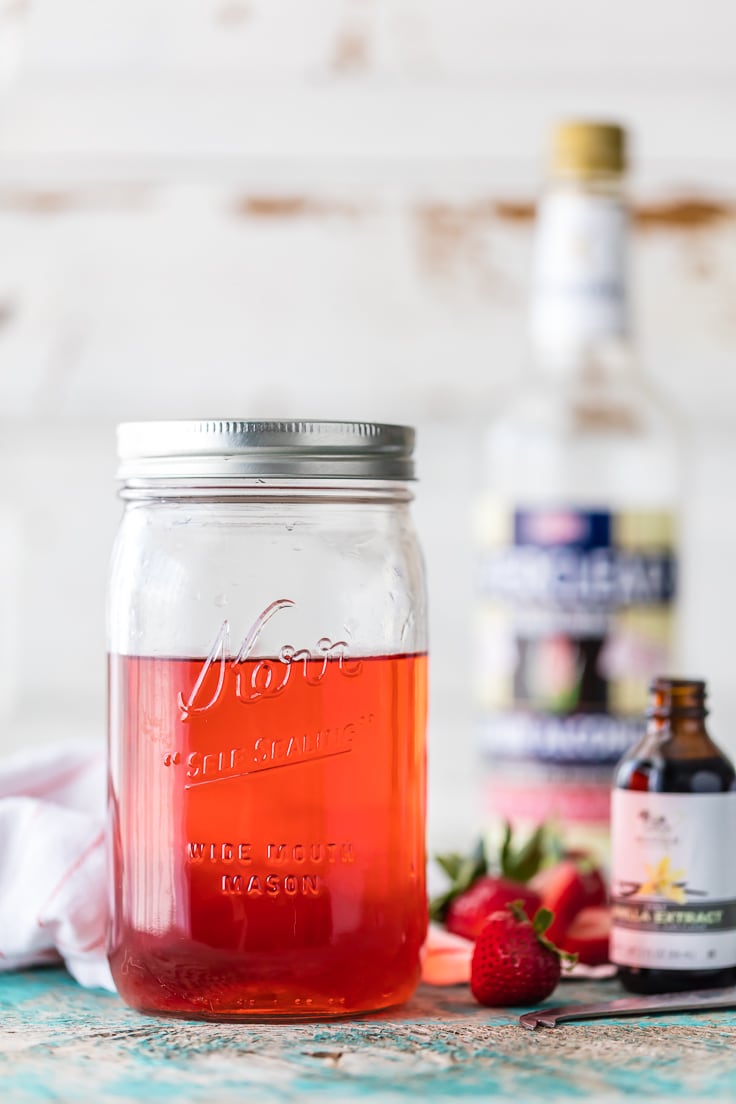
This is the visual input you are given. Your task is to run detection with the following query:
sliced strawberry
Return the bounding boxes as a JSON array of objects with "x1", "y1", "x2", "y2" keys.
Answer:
[
  {"x1": 530, "y1": 860, "x2": 607, "y2": 943},
  {"x1": 558, "y1": 906, "x2": 611, "y2": 966},
  {"x1": 421, "y1": 925, "x2": 473, "y2": 986},
  {"x1": 445, "y1": 876, "x2": 542, "y2": 942}
]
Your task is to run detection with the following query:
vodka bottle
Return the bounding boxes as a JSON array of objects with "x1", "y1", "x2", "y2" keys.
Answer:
[{"x1": 475, "y1": 122, "x2": 679, "y2": 856}]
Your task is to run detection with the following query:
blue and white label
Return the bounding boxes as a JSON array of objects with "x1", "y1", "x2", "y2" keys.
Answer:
[{"x1": 476, "y1": 506, "x2": 677, "y2": 766}]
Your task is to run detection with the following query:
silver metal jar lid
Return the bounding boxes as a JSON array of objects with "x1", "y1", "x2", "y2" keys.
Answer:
[{"x1": 117, "y1": 420, "x2": 416, "y2": 481}]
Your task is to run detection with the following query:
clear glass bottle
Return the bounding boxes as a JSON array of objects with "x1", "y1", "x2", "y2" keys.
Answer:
[
  {"x1": 475, "y1": 123, "x2": 679, "y2": 855},
  {"x1": 611, "y1": 678, "x2": 736, "y2": 993},
  {"x1": 107, "y1": 420, "x2": 428, "y2": 1020}
]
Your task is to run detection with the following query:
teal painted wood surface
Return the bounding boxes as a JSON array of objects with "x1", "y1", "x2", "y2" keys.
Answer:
[{"x1": 3, "y1": 969, "x2": 736, "y2": 1102}]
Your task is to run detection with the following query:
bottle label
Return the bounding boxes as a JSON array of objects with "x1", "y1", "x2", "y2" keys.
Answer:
[
  {"x1": 610, "y1": 790, "x2": 736, "y2": 970},
  {"x1": 475, "y1": 505, "x2": 676, "y2": 765},
  {"x1": 530, "y1": 190, "x2": 629, "y2": 348}
]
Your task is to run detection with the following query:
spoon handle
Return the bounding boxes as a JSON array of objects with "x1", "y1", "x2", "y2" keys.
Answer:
[{"x1": 520, "y1": 986, "x2": 736, "y2": 1029}]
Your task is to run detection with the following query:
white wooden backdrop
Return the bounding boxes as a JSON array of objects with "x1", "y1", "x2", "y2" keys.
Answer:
[{"x1": 1, "y1": 0, "x2": 736, "y2": 844}]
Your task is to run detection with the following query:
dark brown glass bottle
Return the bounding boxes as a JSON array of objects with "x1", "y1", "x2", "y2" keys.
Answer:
[{"x1": 611, "y1": 678, "x2": 736, "y2": 994}]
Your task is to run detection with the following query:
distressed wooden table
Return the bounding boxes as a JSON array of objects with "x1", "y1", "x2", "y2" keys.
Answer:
[{"x1": 3, "y1": 969, "x2": 736, "y2": 1102}]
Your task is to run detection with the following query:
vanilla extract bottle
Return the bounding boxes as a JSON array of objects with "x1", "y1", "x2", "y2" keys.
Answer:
[{"x1": 611, "y1": 678, "x2": 736, "y2": 994}]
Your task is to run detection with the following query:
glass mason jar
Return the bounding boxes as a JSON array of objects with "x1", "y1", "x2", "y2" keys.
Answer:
[{"x1": 107, "y1": 420, "x2": 428, "y2": 1021}]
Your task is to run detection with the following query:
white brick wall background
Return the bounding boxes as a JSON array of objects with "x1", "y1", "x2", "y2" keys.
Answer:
[{"x1": 2, "y1": 1, "x2": 736, "y2": 845}]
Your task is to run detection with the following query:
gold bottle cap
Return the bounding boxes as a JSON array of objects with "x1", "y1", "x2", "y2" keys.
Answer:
[{"x1": 551, "y1": 121, "x2": 627, "y2": 178}]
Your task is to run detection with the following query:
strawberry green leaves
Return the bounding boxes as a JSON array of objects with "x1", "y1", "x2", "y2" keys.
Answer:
[{"x1": 430, "y1": 824, "x2": 548, "y2": 922}]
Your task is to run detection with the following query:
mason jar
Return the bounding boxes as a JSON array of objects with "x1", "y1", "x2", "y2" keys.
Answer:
[{"x1": 107, "y1": 420, "x2": 428, "y2": 1020}]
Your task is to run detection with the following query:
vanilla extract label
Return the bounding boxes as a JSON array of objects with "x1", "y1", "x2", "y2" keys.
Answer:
[
  {"x1": 612, "y1": 900, "x2": 736, "y2": 933},
  {"x1": 610, "y1": 790, "x2": 736, "y2": 970}
]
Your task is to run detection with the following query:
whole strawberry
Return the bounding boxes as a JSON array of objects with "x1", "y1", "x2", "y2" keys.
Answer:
[
  {"x1": 446, "y1": 877, "x2": 541, "y2": 942},
  {"x1": 430, "y1": 825, "x2": 547, "y2": 937},
  {"x1": 470, "y1": 902, "x2": 575, "y2": 1007}
]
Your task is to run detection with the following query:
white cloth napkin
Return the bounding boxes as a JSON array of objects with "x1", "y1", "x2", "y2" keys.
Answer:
[{"x1": 0, "y1": 743, "x2": 115, "y2": 990}]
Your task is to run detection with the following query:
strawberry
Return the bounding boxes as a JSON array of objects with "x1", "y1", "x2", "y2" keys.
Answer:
[
  {"x1": 430, "y1": 824, "x2": 547, "y2": 937},
  {"x1": 421, "y1": 925, "x2": 473, "y2": 986},
  {"x1": 470, "y1": 902, "x2": 576, "y2": 1007},
  {"x1": 558, "y1": 905, "x2": 611, "y2": 966},
  {"x1": 530, "y1": 859, "x2": 607, "y2": 944},
  {"x1": 445, "y1": 877, "x2": 541, "y2": 941}
]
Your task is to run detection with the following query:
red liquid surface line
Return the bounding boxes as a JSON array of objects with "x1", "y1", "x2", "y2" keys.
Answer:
[{"x1": 108, "y1": 651, "x2": 428, "y2": 1019}]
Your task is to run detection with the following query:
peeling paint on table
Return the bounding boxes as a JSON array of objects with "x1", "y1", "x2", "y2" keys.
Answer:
[{"x1": 3, "y1": 970, "x2": 736, "y2": 1102}]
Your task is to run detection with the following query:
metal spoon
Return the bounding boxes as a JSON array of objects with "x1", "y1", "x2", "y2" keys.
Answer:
[{"x1": 520, "y1": 986, "x2": 736, "y2": 1030}]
